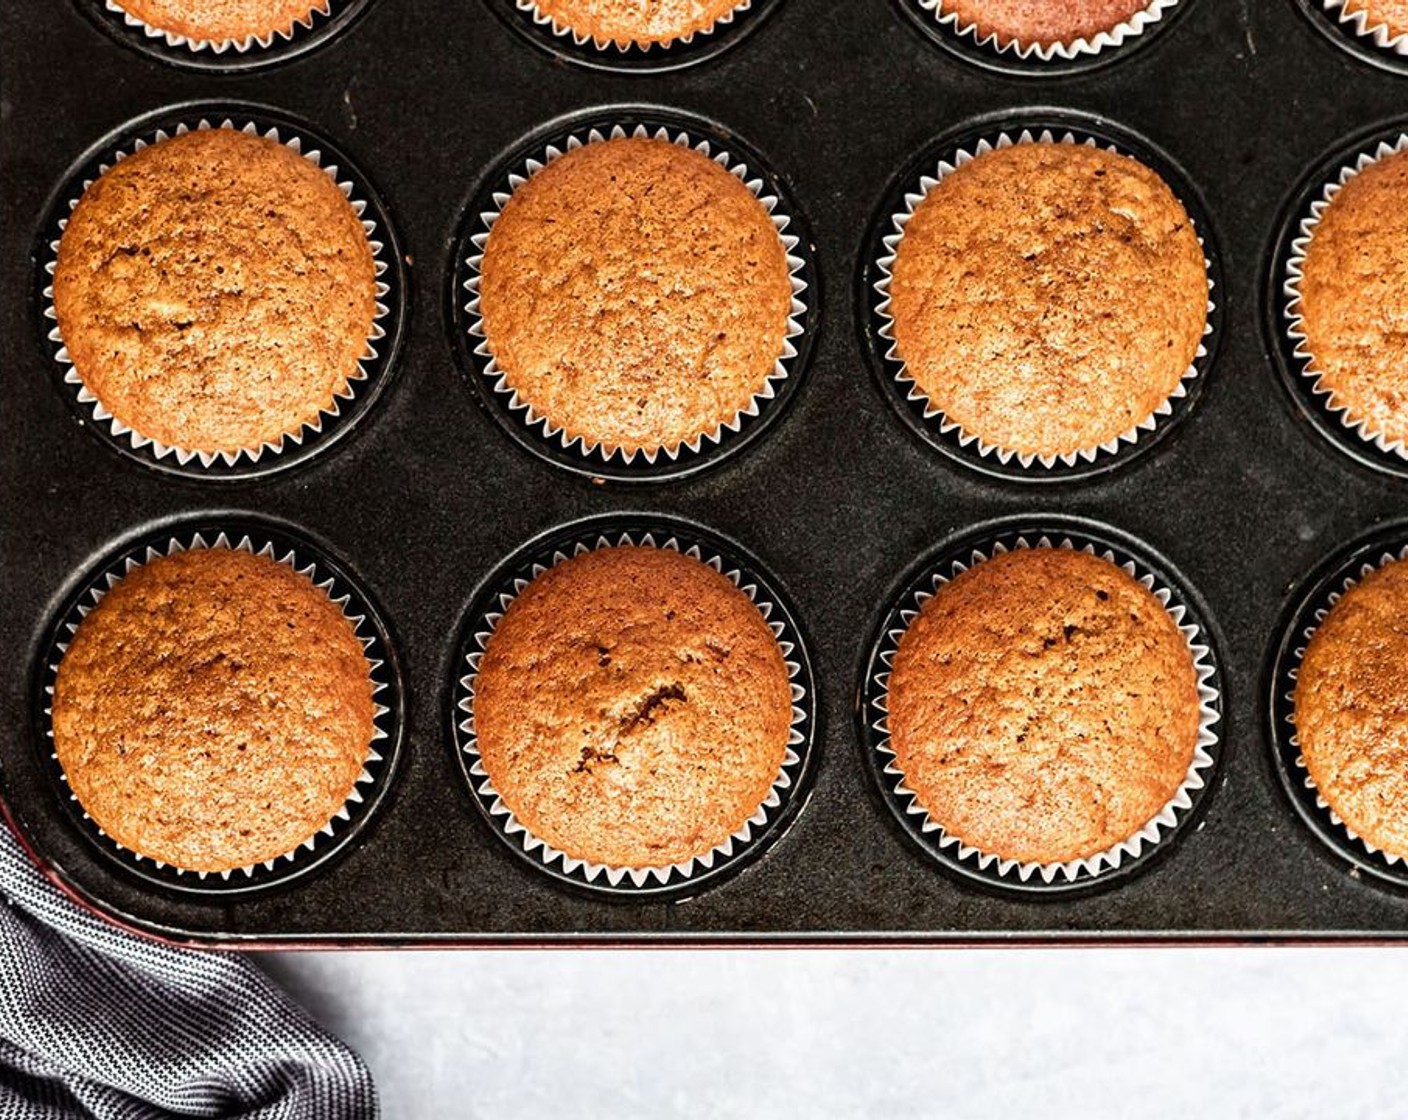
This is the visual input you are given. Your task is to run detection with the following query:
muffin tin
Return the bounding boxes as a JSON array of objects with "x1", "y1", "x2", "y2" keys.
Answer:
[{"x1": 6, "y1": 0, "x2": 1408, "y2": 945}]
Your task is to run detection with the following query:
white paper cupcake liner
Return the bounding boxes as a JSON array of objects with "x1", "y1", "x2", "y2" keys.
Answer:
[
  {"x1": 41, "y1": 117, "x2": 393, "y2": 471},
  {"x1": 1282, "y1": 132, "x2": 1408, "y2": 462},
  {"x1": 454, "y1": 528, "x2": 812, "y2": 892},
  {"x1": 462, "y1": 122, "x2": 809, "y2": 468},
  {"x1": 869, "y1": 533, "x2": 1221, "y2": 887},
  {"x1": 916, "y1": 0, "x2": 1181, "y2": 62},
  {"x1": 40, "y1": 528, "x2": 396, "y2": 887},
  {"x1": 873, "y1": 129, "x2": 1216, "y2": 472},
  {"x1": 1284, "y1": 543, "x2": 1408, "y2": 866},
  {"x1": 1321, "y1": 0, "x2": 1408, "y2": 55},
  {"x1": 514, "y1": 0, "x2": 753, "y2": 54},
  {"x1": 104, "y1": 0, "x2": 335, "y2": 55}
]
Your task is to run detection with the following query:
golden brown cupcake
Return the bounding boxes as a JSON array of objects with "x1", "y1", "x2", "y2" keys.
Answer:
[
  {"x1": 530, "y1": 0, "x2": 746, "y2": 48},
  {"x1": 887, "y1": 141, "x2": 1207, "y2": 460},
  {"x1": 1341, "y1": 0, "x2": 1408, "y2": 39},
  {"x1": 52, "y1": 127, "x2": 377, "y2": 457},
  {"x1": 1294, "y1": 557, "x2": 1408, "y2": 859},
  {"x1": 52, "y1": 547, "x2": 375, "y2": 873},
  {"x1": 478, "y1": 136, "x2": 792, "y2": 457},
  {"x1": 1296, "y1": 146, "x2": 1408, "y2": 448},
  {"x1": 112, "y1": 0, "x2": 327, "y2": 42},
  {"x1": 938, "y1": 0, "x2": 1156, "y2": 49},
  {"x1": 472, "y1": 545, "x2": 792, "y2": 869},
  {"x1": 887, "y1": 547, "x2": 1200, "y2": 864}
]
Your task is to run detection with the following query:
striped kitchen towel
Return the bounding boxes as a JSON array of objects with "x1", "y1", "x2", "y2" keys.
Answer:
[{"x1": 0, "y1": 822, "x2": 377, "y2": 1120}]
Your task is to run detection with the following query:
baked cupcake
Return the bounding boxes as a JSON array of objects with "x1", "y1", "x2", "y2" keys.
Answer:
[
  {"x1": 477, "y1": 136, "x2": 793, "y2": 459},
  {"x1": 526, "y1": 0, "x2": 748, "y2": 48},
  {"x1": 1294, "y1": 556, "x2": 1408, "y2": 859},
  {"x1": 1294, "y1": 145, "x2": 1408, "y2": 449},
  {"x1": 471, "y1": 545, "x2": 793, "y2": 870},
  {"x1": 51, "y1": 547, "x2": 375, "y2": 873},
  {"x1": 52, "y1": 127, "x2": 377, "y2": 458},
  {"x1": 937, "y1": 0, "x2": 1162, "y2": 49},
  {"x1": 886, "y1": 547, "x2": 1201, "y2": 864},
  {"x1": 110, "y1": 0, "x2": 329, "y2": 44},
  {"x1": 886, "y1": 140, "x2": 1208, "y2": 461}
]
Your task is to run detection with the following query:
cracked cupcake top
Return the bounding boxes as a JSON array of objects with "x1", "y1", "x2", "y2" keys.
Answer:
[
  {"x1": 478, "y1": 136, "x2": 792, "y2": 457},
  {"x1": 472, "y1": 545, "x2": 792, "y2": 869},
  {"x1": 53, "y1": 127, "x2": 377, "y2": 456},
  {"x1": 887, "y1": 547, "x2": 1199, "y2": 864}
]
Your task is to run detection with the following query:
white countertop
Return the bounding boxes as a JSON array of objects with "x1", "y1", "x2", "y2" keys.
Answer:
[{"x1": 261, "y1": 948, "x2": 1406, "y2": 1117}]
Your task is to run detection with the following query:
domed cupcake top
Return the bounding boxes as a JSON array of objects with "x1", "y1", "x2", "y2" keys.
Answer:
[
  {"x1": 529, "y1": 0, "x2": 747, "y2": 48},
  {"x1": 112, "y1": 0, "x2": 328, "y2": 43},
  {"x1": 52, "y1": 546, "x2": 375, "y2": 873},
  {"x1": 887, "y1": 546, "x2": 1201, "y2": 864},
  {"x1": 1296, "y1": 146, "x2": 1408, "y2": 450},
  {"x1": 887, "y1": 140, "x2": 1207, "y2": 460},
  {"x1": 1295, "y1": 556, "x2": 1408, "y2": 860},
  {"x1": 938, "y1": 0, "x2": 1158, "y2": 49},
  {"x1": 53, "y1": 127, "x2": 377, "y2": 457},
  {"x1": 478, "y1": 136, "x2": 792, "y2": 458}
]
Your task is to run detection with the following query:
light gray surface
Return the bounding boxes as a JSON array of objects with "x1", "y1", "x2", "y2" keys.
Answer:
[{"x1": 262, "y1": 949, "x2": 1408, "y2": 1117}]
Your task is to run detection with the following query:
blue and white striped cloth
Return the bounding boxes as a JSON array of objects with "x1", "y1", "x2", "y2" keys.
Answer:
[{"x1": 0, "y1": 823, "x2": 377, "y2": 1119}]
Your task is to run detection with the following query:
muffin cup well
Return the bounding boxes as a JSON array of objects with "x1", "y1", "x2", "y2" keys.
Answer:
[
  {"x1": 1294, "y1": 0, "x2": 1408, "y2": 74},
  {"x1": 450, "y1": 515, "x2": 817, "y2": 900},
  {"x1": 1269, "y1": 524, "x2": 1408, "y2": 890},
  {"x1": 34, "y1": 518, "x2": 404, "y2": 897},
  {"x1": 80, "y1": 0, "x2": 372, "y2": 71},
  {"x1": 450, "y1": 108, "x2": 817, "y2": 482},
  {"x1": 38, "y1": 104, "x2": 406, "y2": 481},
  {"x1": 898, "y1": 0, "x2": 1188, "y2": 76},
  {"x1": 492, "y1": 0, "x2": 780, "y2": 72},
  {"x1": 862, "y1": 112, "x2": 1221, "y2": 483},
  {"x1": 859, "y1": 518, "x2": 1223, "y2": 894},
  {"x1": 1272, "y1": 126, "x2": 1408, "y2": 478}
]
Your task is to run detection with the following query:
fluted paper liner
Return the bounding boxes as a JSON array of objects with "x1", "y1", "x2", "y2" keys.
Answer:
[
  {"x1": 462, "y1": 122, "x2": 809, "y2": 467},
  {"x1": 103, "y1": 0, "x2": 335, "y2": 55},
  {"x1": 1321, "y1": 0, "x2": 1408, "y2": 56},
  {"x1": 41, "y1": 531, "x2": 393, "y2": 883},
  {"x1": 41, "y1": 117, "x2": 392, "y2": 471},
  {"x1": 514, "y1": 0, "x2": 753, "y2": 54},
  {"x1": 916, "y1": 0, "x2": 1181, "y2": 62},
  {"x1": 873, "y1": 128, "x2": 1216, "y2": 472},
  {"x1": 1284, "y1": 543, "x2": 1408, "y2": 865},
  {"x1": 1282, "y1": 132, "x2": 1408, "y2": 462},
  {"x1": 870, "y1": 535, "x2": 1221, "y2": 886},
  {"x1": 455, "y1": 530, "x2": 811, "y2": 891}
]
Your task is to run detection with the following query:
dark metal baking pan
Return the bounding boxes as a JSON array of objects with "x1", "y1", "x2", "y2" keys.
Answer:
[{"x1": 5, "y1": 0, "x2": 1408, "y2": 945}]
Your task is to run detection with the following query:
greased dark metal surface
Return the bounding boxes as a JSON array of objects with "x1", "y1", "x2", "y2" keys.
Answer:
[{"x1": 3, "y1": 0, "x2": 1407, "y2": 944}]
